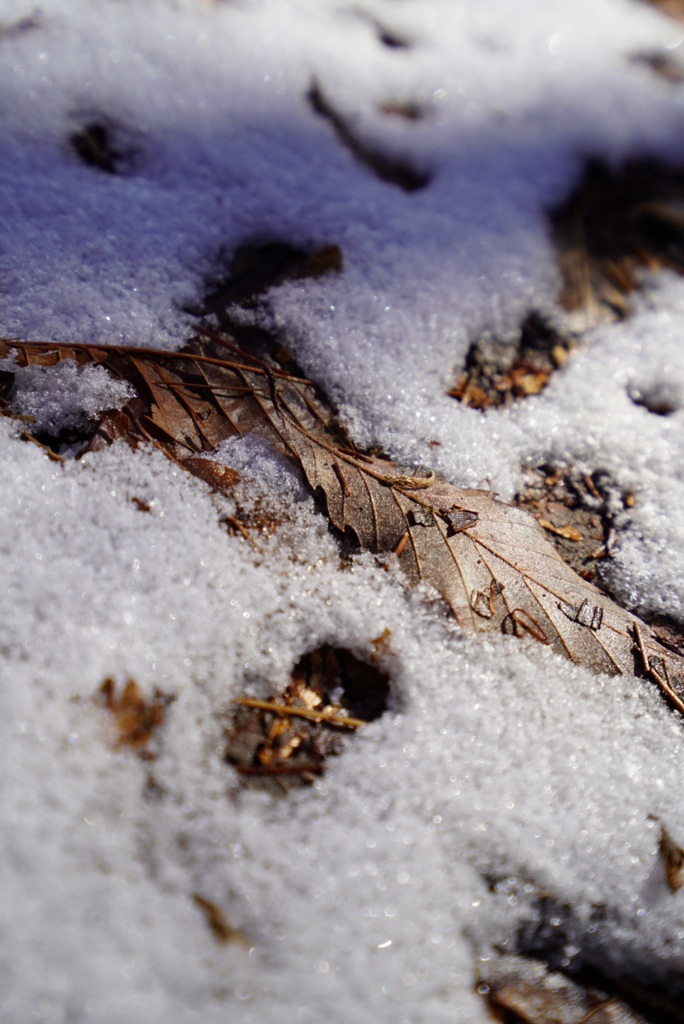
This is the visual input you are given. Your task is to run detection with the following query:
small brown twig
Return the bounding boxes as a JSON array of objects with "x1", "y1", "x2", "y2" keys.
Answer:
[{"x1": 235, "y1": 697, "x2": 365, "y2": 729}]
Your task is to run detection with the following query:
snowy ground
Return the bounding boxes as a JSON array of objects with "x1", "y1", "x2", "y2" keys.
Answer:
[{"x1": 2, "y1": 1, "x2": 684, "y2": 1021}]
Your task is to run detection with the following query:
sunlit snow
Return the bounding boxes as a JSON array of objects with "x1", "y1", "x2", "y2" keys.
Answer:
[{"x1": 2, "y1": 1, "x2": 684, "y2": 1021}]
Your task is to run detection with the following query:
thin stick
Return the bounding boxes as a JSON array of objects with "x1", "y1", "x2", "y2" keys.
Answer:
[
  {"x1": 333, "y1": 461, "x2": 351, "y2": 496},
  {"x1": 633, "y1": 619, "x2": 651, "y2": 674},
  {"x1": 394, "y1": 531, "x2": 409, "y2": 558},
  {"x1": 235, "y1": 697, "x2": 365, "y2": 729}
]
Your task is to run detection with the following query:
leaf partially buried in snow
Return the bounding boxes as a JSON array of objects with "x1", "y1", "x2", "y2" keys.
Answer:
[
  {"x1": 478, "y1": 954, "x2": 652, "y2": 1024},
  {"x1": 3, "y1": 335, "x2": 684, "y2": 716}
]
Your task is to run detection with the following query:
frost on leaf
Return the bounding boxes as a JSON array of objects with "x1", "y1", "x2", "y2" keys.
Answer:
[
  {"x1": 3, "y1": 335, "x2": 684, "y2": 717},
  {"x1": 0, "y1": 356, "x2": 134, "y2": 455}
]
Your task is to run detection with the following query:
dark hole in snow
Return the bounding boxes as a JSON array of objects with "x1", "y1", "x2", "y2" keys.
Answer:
[
  {"x1": 449, "y1": 312, "x2": 572, "y2": 410},
  {"x1": 224, "y1": 645, "x2": 391, "y2": 792},
  {"x1": 455, "y1": 160, "x2": 684, "y2": 409},
  {"x1": 478, "y1": 952, "x2": 681, "y2": 1024},
  {"x1": 33, "y1": 424, "x2": 98, "y2": 455},
  {"x1": 628, "y1": 383, "x2": 680, "y2": 416},
  {"x1": 514, "y1": 462, "x2": 627, "y2": 586},
  {"x1": 352, "y1": 8, "x2": 411, "y2": 51},
  {"x1": 484, "y1": 876, "x2": 684, "y2": 1019},
  {"x1": 376, "y1": 25, "x2": 410, "y2": 49},
  {"x1": 0, "y1": 369, "x2": 15, "y2": 402},
  {"x1": 515, "y1": 894, "x2": 582, "y2": 969},
  {"x1": 196, "y1": 240, "x2": 342, "y2": 317},
  {"x1": 188, "y1": 239, "x2": 342, "y2": 377},
  {"x1": 293, "y1": 644, "x2": 391, "y2": 722},
  {"x1": 0, "y1": 13, "x2": 42, "y2": 40},
  {"x1": 631, "y1": 51, "x2": 684, "y2": 83},
  {"x1": 516, "y1": 464, "x2": 684, "y2": 653},
  {"x1": 70, "y1": 120, "x2": 135, "y2": 174}
]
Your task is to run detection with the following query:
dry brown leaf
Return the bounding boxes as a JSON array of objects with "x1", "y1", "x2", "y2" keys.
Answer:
[
  {"x1": 659, "y1": 825, "x2": 684, "y2": 893},
  {"x1": 5, "y1": 336, "x2": 684, "y2": 716},
  {"x1": 191, "y1": 894, "x2": 248, "y2": 946},
  {"x1": 478, "y1": 954, "x2": 650, "y2": 1024}
]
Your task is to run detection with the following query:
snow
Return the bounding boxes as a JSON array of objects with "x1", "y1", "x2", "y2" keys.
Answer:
[
  {"x1": 5, "y1": 359, "x2": 133, "y2": 434},
  {"x1": 2, "y1": 0, "x2": 684, "y2": 1021}
]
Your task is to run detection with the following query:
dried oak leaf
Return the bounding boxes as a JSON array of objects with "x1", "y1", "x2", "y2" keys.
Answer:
[
  {"x1": 4, "y1": 336, "x2": 684, "y2": 716},
  {"x1": 478, "y1": 954, "x2": 650, "y2": 1024}
]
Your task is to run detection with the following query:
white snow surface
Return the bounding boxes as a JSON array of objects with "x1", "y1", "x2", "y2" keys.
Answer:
[{"x1": 2, "y1": 0, "x2": 684, "y2": 1021}]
